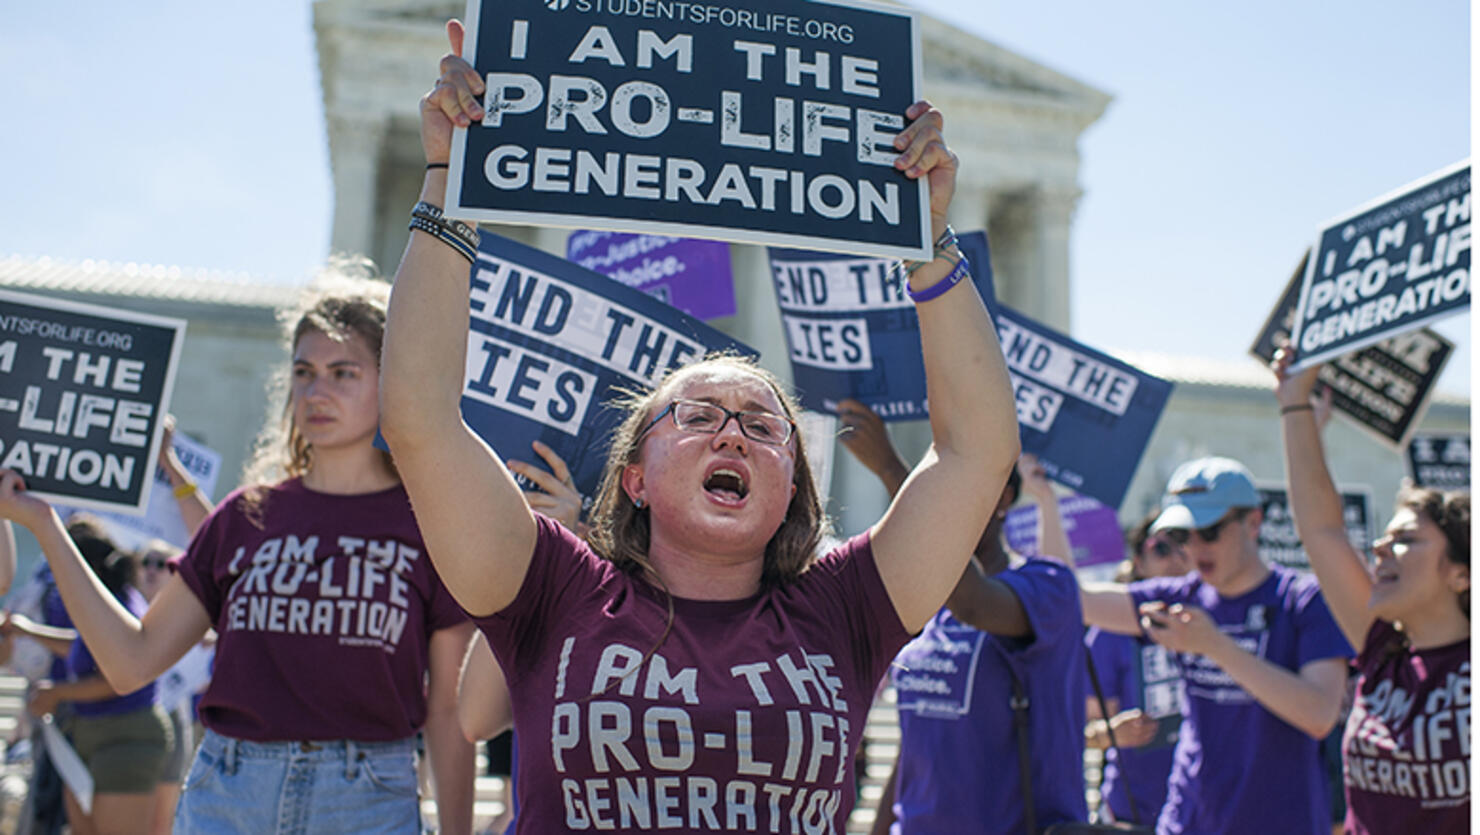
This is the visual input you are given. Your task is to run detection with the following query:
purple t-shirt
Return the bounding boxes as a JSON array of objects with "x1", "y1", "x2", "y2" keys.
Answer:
[
  {"x1": 891, "y1": 558, "x2": 1088, "y2": 834},
  {"x1": 173, "y1": 478, "x2": 467, "y2": 741},
  {"x1": 67, "y1": 586, "x2": 154, "y2": 717},
  {"x1": 473, "y1": 515, "x2": 909, "y2": 834},
  {"x1": 1085, "y1": 626, "x2": 1182, "y2": 825},
  {"x1": 1130, "y1": 566, "x2": 1353, "y2": 835},
  {"x1": 1342, "y1": 619, "x2": 1469, "y2": 834}
]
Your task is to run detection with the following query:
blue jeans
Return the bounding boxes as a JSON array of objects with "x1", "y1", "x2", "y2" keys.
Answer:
[{"x1": 174, "y1": 729, "x2": 420, "y2": 834}]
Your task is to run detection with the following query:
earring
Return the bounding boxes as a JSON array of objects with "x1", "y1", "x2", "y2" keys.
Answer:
[{"x1": 633, "y1": 497, "x2": 645, "y2": 509}]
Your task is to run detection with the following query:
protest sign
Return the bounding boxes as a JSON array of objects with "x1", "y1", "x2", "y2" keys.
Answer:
[
  {"x1": 993, "y1": 309, "x2": 1172, "y2": 510},
  {"x1": 765, "y1": 243, "x2": 994, "y2": 421},
  {"x1": 1290, "y1": 160, "x2": 1470, "y2": 370},
  {"x1": 0, "y1": 290, "x2": 185, "y2": 513},
  {"x1": 769, "y1": 231, "x2": 1170, "y2": 508},
  {"x1": 1257, "y1": 484, "x2": 1373, "y2": 572},
  {"x1": 55, "y1": 431, "x2": 222, "y2": 551},
  {"x1": 1251, "y1": 251, "x2": 1455, "y2": 448},
  {"x1": 1003, "y1": 493, "x2": 1126, "y2": 567},
  {"x1": 567, "y1": 230, "x2": 736, "y2": 319},
  {"x1": 1406, "y1": 433, "x2": 1470, "y2": 490},
  {"x1": 448, "y1": 0, "x2": 931, "y2": 260},
  {"x1": 456, "y1": 231, "x2": 755, "y2": 502}
]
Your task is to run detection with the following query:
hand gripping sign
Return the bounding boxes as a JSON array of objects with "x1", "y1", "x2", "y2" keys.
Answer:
[
  {"x1": 452, "y1": 231, "x2": 756, "y2": 503},
  {"x1": 1252, "y1": 251, "x2": 1455, "y2": 449},
  {"x1": 447, "y1": 0, "x2": 931, "y2": 260},
  {"x1": 0, "y1": 290, "x2": 186, "y2": 514}
]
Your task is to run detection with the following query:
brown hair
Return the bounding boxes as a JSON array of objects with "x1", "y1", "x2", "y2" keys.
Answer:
[
  {"x1": 238, "y1": 258, "x2": 393, "y2": 519},
  {"x1": 586, "y1": 353, "x2": 830, "y2": 589},
  {"x1": 1396, "y1": 486, "x2": 1470, "y2": 618},
  {"x1": 64, "y1": 514, "x2": 134, "y2": 598}
]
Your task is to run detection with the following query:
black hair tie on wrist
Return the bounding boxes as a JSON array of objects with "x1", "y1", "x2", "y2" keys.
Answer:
[{"x1": 426, "y1": 162, "x2": 449, "y2": 170}]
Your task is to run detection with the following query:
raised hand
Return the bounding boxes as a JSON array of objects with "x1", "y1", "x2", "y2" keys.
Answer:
[
  {"x1": 421, "y1": 20, "x2": 486, "y2": 165},
  {"x1": 892, "y1": 101, "x2": 957, "y2": 230},
  {"x1": 507, "y1": 441, "x2": 583, "y2": 533},
  {"x1": 837, "y1": 399, "x2": 908, "y2": 495}
]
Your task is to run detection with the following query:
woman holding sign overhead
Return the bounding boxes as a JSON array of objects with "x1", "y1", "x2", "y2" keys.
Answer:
[
  {"x1": 379, "y1": 19, "x2": 1017, "y2": 834},
  {"x1": 1274, "y1": 348, "x2": 1470, "y2": 834},
  {"x1": 0, "y1": 271, "x2": 478, "y2": 833}
]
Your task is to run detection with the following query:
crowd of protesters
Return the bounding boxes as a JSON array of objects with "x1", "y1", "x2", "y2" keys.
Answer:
[{"x1": 0, "y1": 16, "x2": 1466, "y2": 835}]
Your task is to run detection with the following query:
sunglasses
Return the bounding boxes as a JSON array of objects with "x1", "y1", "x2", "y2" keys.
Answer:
[
  {"x1": 1144, "y1": 537, "x2": 1182, "y2": 559},
  {"x1": 1162, "y1": 509, "x2": 1250, "y2": 546},
  {"x1": 638, "y1": 399, "x2": 796, "y2": 446},
  {"x1": 141, "y1": 558, "x2": 168, "y2": 570}
]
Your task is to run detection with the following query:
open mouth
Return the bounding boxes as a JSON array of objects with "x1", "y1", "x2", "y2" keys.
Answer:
[{"x1": 704, "y1": 468, "x2": 749, "y2": 501}]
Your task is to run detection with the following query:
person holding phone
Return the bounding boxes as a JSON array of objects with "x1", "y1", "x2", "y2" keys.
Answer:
[{"x1": 1080, "y1": 457, "x2": 1353, "y2": 834}]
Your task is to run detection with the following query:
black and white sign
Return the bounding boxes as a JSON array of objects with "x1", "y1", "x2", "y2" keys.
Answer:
[
  {"x1": 448, "y1": 0, "x2": 930, "y2": 260},
  {"x1": 1251, "y1": 252, "x2": 1454, "y2": 449},
  {"x1": 55, "y1": 431, "x2": 222, "y2": 550},
  {"x1": 1406, "y1": 433, "x2": 1470, "y2": 490},
  {"x1": 1290, "y1": 160, "x2": 1470, "y2": 369},
  {"x1": 1257, "y1": 484, "x2": 1373, "y2": 572},
  {"x1": 0, "y1": 290, "x2": 186, "y2": 513},
  {"x1": 457, "y1": 231, "x2": 755, "y2": 502}
]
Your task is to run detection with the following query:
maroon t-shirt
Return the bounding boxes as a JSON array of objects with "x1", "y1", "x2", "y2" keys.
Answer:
[
  {"x1": 1343, "y1": 619, "x2": 1470, "y2": 834},
  {"x1": 173, "y1": 478, "x2": 467, "y2": 741},
  {"x1": 475, "y1": 516, "x2": 909, "y2": 834}
]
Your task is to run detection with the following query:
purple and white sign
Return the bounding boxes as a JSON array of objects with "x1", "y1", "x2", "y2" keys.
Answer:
[
  {"x1": 567, "y1": 231, "x2": 736, "y2": 320},
  {"x1": 1003, "y1": 494, "x2": 1127, "y2": 567}
]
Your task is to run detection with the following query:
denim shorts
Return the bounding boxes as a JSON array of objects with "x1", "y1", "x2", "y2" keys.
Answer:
[{"x1": 174, "y1": 729, "x2": 420, "y2": 834}]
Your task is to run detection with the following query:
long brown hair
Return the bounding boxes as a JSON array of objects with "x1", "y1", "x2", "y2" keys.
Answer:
[
  {"x1": 586, "y1": 353, "x2": 831, "y2": 589},
  {"x1": 1397, "y1": 486, "x2": 1470, "y2": 618},
  {"x1": 239, "y1": 259, "x2": 393, "y2": 520}
]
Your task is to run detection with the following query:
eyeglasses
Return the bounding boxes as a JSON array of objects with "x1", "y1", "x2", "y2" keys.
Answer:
[
  {"x1": 1163, "y1": 509, "x2": 1250, "y2": 546},
  {"x1": 1144, "y1": 536, "x2": 1183, "y2": 559},
  {"x1": 638, "y1": 399, "x2": 796, "y2": 446}
]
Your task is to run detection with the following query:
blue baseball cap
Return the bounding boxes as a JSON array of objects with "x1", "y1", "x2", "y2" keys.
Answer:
[{"x1": 1151, "y1": 456, "x2": 1260, "y2": 532}]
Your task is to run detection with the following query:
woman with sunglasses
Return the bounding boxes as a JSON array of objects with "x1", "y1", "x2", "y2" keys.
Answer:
[
  {"x1": 1274, "y1": 349, "x2": 1469, "y2": 834},
  {"x1": 380, "y1": 20, "x2": 1016, "y2": 834},
  {"x1": 1079, "y1": 456, "x2": 1351, "y2": 835},
  {"x1": 1082, "y1": 511, "x2": 1190, "y2": 827},
  {"x1": 0, "y1": 275, "x2": 477, "y2": 833}
]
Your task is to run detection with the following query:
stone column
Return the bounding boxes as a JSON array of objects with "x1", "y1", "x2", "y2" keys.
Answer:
[
  {"x1": 1028, "y1": 187, "x2": 1081, "y2": 333},
  {"x1": 327, "y1": 112, "x2": 387, "y2": 261}
]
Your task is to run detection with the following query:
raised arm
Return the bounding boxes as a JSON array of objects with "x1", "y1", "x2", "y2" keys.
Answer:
[
  {"x1": 839, "y1": 401, "x2": 1028, "y2": 636},
  {"x1": 867, "y1": 106, "x2": 1020, "y2": 633},
  {"x1": 0, "y1": 472, "x2": 212, "y2": 694},
  {"x1": 1019, "y1": 453, "x2": 1071, "y2": 563},
  {"x1": 158, "y1": 415, "x2": 213, "y2": 539},
  {"x1": 1273, "y1": 349, "x2": 1372, "y2": 648},
  {"x1": 379, "y1": 20, "x2": 537, "y2": 618}
]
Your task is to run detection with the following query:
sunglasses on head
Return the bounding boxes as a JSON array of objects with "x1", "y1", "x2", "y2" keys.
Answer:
[{"x1": 1162, "y1": 508, "x2": 1250, "y2": 546}]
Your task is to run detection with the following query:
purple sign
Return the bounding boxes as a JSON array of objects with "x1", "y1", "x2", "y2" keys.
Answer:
[
  {"x1": 1004, "y1": 494, "x2": 1126, "y2": 567},
  {"x1": 567, "y1": 231, "x2": 736, "y2": 321}
]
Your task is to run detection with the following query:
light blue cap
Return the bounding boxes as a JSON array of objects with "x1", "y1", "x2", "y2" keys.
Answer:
[{"x1": 1151, "y1": 456, "x2": 1260, "y2": 532}]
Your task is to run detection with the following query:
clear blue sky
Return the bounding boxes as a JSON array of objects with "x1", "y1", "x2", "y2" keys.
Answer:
[{"x1": 0, "y1": 0, "x2": 1470, "y2": 394}]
